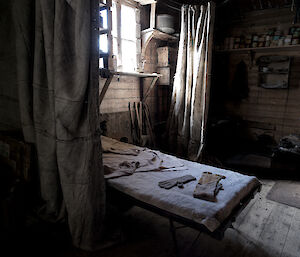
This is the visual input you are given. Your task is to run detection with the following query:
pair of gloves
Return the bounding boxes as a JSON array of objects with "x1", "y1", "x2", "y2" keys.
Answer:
[
  {"x1": 158, "y1": 172, "x2": 226, "y2": 203},
  {"x1": 193, "y1": 172, "x2": 226, "y2": 202},
  {"x1": 158, "y1": 175, "x2": 196, "y2": 189}
]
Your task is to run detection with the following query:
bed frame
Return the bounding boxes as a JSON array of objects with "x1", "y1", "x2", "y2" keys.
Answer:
[{"x1": 107, "y1": 183, "x2": 261, "y2": 255}]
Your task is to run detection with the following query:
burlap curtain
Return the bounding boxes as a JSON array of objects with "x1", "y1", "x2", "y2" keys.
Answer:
[
  {"x1": 168, "y1": 3, "x2": 215, "y2": 161},
  {"x1": 12, "y1": 0, "x2": 105, "y2": 250}
]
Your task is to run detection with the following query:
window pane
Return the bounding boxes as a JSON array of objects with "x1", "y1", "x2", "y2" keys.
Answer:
[
  {"x1": 113, "y1": 36, "x2": 118, "y2": 58},
  {"x1": 99, "y1": 34, "x2": 108, "y2": 53},
  {"x1": 121, "y1": 40, "x2": 136, "y2": 72},
  {"x1": 99, "y1": 58, "x2": 104, "y2": 68},
  {"x1": 112, "y1": 1, "x2": 117, "y2": 37},
  {"x1": 100, "y1": 9, "x2": 107, "y2": 29},
  {"x1": 121, "y1": 4, "x2": 136, "y2": 41}
]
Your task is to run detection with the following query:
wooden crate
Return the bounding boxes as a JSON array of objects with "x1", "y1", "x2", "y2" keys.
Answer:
[
  {"x1": 157, "y1": 66, "x2": 174, "y2": 85},
  {"x1": 156, "y1": 46, "x2": 177, "y2": 67}
]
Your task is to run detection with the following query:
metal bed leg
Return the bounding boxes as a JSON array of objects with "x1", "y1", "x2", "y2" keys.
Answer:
[
  {"x1": 169, "y1": 219, "x2": 179, "y2": 256},
  {"x1": 169, "y1": 219, "x2": 203, "y2": 257},
  {"x1": 185, "y1": 231, "x2": 201, "y2": 255}
]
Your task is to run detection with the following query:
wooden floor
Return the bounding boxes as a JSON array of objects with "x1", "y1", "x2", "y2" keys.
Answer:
[
  {"x1": 91, "y1": 180, "x2": 300, "y2": 257},
  {"x1": 16, "y1": 180, "x2": 299, "y2": 257}
]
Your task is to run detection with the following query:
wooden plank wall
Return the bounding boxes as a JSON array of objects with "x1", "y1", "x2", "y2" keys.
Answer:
[
  {"x1": 100, "y1": 76, "x2": 140, "y2": 113},
  {"x1": 223, "y1": 7, "x2": 300, "y2": 142},
  {"x1": 99, "y1": 3, "x2": 144, "y2": 142},
  {"x1": 99, "y1": 40, "x2": 160, "y2": 141},
  {"x1": 99, "y1": 76, "x2": 140, "y2": 141}
]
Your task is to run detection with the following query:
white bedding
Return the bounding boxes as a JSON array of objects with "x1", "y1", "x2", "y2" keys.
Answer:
[{"x1": 103, "y1": 138, "x2": 261, "y2": 232}]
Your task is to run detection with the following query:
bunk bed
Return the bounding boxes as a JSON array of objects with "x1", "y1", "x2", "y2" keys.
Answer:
[{"x1": 102, "y1": 136, "x2": 261, "y2": 252}]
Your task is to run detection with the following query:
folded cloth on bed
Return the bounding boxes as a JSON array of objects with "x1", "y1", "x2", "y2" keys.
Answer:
[
  {"x1": 102, "y1": 136, "x2": 142, "y2": 156},
  {"x1": 193, "y1": 172, "x2": 226, "y2": 202},
  {"x1": 158, "y1": 175, "x2": 196, "y2": 189},
  {"x1": 102, "y1": 136, "x2": 186, "y2": 179},
  {"x1": 107, "y1": 152, "x2": 261, "y2": 233}
]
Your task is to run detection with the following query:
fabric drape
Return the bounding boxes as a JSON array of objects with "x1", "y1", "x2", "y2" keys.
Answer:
[
  {"x1": 168, "y1": 3, "x2": 215, "y2": 161},
  {"x1": 12, "y1": 0, "x2": 105, "y2": 251}
]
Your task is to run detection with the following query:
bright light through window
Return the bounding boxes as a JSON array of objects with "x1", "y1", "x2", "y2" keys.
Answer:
[
  {"x1": 99, "y1": 9, "x2": 108, "y2": 55},
  {"x1": 119, "y1": 4, "x2": 137, "y2": 71},
  {"x1": 121, "y1": 37, "x2": 136, "y2": 72},
  {"x1": 111, "y1": 2, "x2": 117, "y2": 38},
  {"x1": 100, "y1": 9, "x2": 107, "y2": 29},
  {"x1": 100, "y1": 1, "x2": 138, "y2": 72},
  {"x1": 121, "y1": 5, "x2": 136, "y2": 40},
  {"x1": 99, "y1": 34, "x2": 108, "y2": 53}
]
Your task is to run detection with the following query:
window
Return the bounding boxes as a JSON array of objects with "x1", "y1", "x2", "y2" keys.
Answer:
[
  {"x1": 99, "y1": 0, "x2": 139, "y2": 72},
  {"x1": 99, "y1": 2, "x2": 109, "y2": 69},
  {"x1": 99, "y1": 8, "x2": 108, "y2": 53}
]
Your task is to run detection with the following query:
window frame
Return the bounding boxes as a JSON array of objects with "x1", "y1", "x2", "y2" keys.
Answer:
[{"x1": 101, "y1": 0, "x2": 141, "y2": 71}]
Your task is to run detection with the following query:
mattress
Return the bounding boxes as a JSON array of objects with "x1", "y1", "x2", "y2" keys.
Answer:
[{"x1": 103, "y1": 137, "x2": 261, "y2": 232}]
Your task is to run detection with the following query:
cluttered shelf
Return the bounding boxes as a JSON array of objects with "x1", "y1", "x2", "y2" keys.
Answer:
[
  {"x1": 215, "y1": 44, "x2": 300, "y2": 53},
  {"x1": 216, "y1": 26, "x2": 300, "y2": 54}
]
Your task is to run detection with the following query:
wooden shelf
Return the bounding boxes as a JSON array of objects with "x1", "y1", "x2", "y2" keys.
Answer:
[
  {"x1": 259, "y1": 71, "x2": 288, "y2": 74},
  {"x1": 216, "y1": 44, "x2": 300, "y2": 53},
  {"x1": 141, "y1": 28, "x2": 178, "y2": 59},
  {"x1": 112, "y1": 70, "x2": 162, "y2": 78},
  {"x1": 99, "y1": 69, "x2": 161, "y2": 78},
  {"x1": 99, "y1": 69, "x2": 161, "y2": 105},
  {"x1": 134, "y1": 0, "x2": 156, "y2": 5},
  {"x1": 99, "y1": 28, "x2": 108, "y2": 34},
  {"x1": 142, "y1": 28, "x2": 178, "y2": 42}
]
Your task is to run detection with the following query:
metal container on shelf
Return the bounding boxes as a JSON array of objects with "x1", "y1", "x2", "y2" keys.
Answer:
[{"x1": 157, "y1": 14, "x2": 175, "y2": 34}]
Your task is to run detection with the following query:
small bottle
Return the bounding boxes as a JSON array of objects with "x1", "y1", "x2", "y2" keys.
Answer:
[{"x1": 112, "y1": 55, "x2": 117, "y2": 71}]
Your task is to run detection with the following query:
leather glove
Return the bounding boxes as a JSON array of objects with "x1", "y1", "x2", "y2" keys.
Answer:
[{"x1": 158, "y1": 175, "x2": 196, "y2": 189}]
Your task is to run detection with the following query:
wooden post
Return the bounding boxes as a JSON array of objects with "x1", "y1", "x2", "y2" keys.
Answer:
[
  {"x1": 107, "y1": 0, "x2": 113, "y2": 70},
  {"x1": 117, "y1": 1, "x2": 122, "y2": 69},
  {"x1": 150, "y1": 2, "x2": 156, "y2": 29}
]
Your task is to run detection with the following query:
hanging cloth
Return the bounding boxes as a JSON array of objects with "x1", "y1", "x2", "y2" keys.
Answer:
[
  {"x1": 12, "y1": 0, "x2": 105, "y2": 251},
  {"x1": 167, "y1": 3, "x2": 215, "y2": 161}
]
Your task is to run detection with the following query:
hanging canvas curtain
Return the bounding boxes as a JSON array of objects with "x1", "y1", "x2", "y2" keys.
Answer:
[
  {"x1": 168, "y1": 3, "x2": 215, "y2": 161},
  {"x1": 12, "y1": 0, "x2": 105, "y2": 251}
]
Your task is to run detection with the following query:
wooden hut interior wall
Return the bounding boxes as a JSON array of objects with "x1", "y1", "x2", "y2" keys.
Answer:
[
  {"x1": 100, "y1": 0, "x2": 300, "y2": 178},
  {"x1": 2, "y1": 0, "x2": 300, "y2": 256}
]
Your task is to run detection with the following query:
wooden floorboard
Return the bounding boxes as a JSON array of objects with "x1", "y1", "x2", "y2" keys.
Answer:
[
  {"x1": 258, "y1": 204, "x2": 296, "y2": 257},
  {"x1": 96, "y1": 179, "x2": 300, "y2": 257},
  {"x1": 177, "y1": 179, "x2": 300, "y2": 257},
  {"x1": 280, "y1": 208, "x2": 300, "y2": 257}
]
